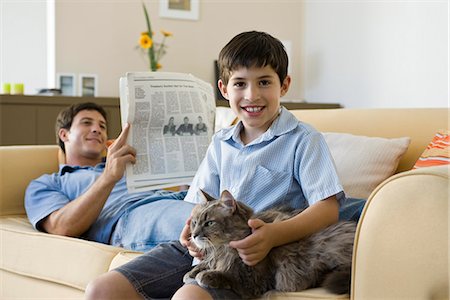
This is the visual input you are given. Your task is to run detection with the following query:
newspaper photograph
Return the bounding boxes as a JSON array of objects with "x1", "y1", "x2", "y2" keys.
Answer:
[{"x1": 120, "y1": 72, "x2": 216, "y2": 192}]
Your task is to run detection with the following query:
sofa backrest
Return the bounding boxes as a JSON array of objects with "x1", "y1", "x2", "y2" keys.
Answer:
[
  {"x1": 1, "y1": 108, "x2": 447, "y2": 216},
  {"x1": 0, "y1": 145, "x2": 59, "y2": 216},
  {"x1": 290, "y1": 108, "x2": 449, "y2": 172}
]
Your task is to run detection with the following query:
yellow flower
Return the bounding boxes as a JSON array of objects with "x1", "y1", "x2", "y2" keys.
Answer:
[
  {"x1": 139, "y1": 2, "x2": 172, "y2": 71},
  {"x1": 161, "y1": 30, "x2": 173, "y2": 37},
  {"x1": 139, "y1": 34, "x2": 153, "y2": 49}
]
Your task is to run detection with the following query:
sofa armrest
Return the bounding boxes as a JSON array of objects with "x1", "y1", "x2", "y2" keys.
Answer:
[
  {"x1": 0, "y1": 145, "x2": 59, "y2": 216},
  {"x1": 352, "y1": 165, "x2": 449, "y2": 300}
]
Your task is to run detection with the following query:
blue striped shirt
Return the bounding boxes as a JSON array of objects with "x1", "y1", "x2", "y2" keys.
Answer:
[{"x1": 184, "y1": 107, "x2": 345, "y2": 212}]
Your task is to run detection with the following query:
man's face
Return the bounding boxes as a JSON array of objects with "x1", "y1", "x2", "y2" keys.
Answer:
[{"x1": 60, "y1": 110, "x2": 108, "y2": 160}]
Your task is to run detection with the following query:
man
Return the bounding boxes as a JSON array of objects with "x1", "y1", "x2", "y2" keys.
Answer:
[
  {"x1": 176, "y1": 116, "x2": 194, "y2": 135},
  {"x1": 25, "y1": 102, "x2": 194, "y2": 250}
]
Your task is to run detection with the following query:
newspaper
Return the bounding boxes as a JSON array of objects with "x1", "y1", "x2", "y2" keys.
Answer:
[{"x1": 120, "y1": 72, "x2": 216, "y2": 193}]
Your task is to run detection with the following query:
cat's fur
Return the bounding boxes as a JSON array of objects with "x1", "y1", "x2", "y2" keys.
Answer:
[{"x1": 183, "y1": 190, "x2": 356, "y2": 299}]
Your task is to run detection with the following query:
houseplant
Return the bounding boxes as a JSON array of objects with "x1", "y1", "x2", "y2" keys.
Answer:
[{"x1": 138, "y1": 2, "x2": 172, "y2": 71}]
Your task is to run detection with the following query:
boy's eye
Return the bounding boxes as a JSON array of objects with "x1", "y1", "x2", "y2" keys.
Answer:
[
  {"x1": 233, "y1": 82, "x2": 246, "y2": 88},
  {"x1": 259, "y1": 80, "x2": 271, "y2": 86}
]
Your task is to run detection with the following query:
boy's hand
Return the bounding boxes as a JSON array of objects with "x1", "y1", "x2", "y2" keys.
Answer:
[
  {"x1": 229, "y1": 218, "x2": 274, "y2": 266},
  {"x1": 180, "y1": 215, "x2": 204, "y2": 260},
  {"x1": 103, "y1": 123, "x2": 136, "y2": 184}
]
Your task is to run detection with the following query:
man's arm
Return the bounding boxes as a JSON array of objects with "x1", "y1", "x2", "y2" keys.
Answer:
[
  {"x1": 41, "y1": 124, "x2": 136, "y2": 237},
  {"x1": 229, "y1": 195, "x2": 339, "y2": 266}
]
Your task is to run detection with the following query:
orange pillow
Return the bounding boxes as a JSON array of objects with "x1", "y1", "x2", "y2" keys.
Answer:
[{"x1": 413, "y1": 130, "x2": 450, "y2": 169}]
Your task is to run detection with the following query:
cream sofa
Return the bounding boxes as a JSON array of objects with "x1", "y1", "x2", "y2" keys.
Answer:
[{"x1": 1, "y1": 108, "x2": 448, "y2": 300}]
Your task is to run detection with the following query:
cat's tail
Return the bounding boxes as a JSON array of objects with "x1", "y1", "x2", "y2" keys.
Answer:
[{"x1": 322, "y1": 267, "x2": 351, "y2": 295}]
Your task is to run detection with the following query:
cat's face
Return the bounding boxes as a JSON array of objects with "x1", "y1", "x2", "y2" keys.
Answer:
[{"x1": 189, "y1": 190, "x2": 253, "y2": 251}]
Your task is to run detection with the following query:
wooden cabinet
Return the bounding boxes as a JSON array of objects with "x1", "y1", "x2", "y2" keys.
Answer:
[
  {"x1": 215, "y1": 99, "x2": 341, "y2": 110},
  {"x1": 0, "y1": 95, "x2": 341, "y2": 146},
  {"x1": 0, "y1": 95, "x2": 121, "y2": 146}
]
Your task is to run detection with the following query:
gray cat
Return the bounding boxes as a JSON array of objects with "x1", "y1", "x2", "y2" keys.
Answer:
[{"x1": 183, "y1": 190, "x2": 356, "y2": 299}]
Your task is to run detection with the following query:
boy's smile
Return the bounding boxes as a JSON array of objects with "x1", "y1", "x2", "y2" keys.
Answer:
[{"x1": 219, "y1": 65, "x2": 291, "y2": 144}]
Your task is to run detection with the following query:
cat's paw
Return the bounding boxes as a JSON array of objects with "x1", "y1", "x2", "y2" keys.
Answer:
[
  {"x1": 183, "y1": 272, "x2": 197, "y2": 284},
  {"x1": 196, "y1": 271, "x2": 231, "y2": 290}
]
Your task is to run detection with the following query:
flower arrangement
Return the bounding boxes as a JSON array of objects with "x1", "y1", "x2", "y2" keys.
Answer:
[{"x1": 138, "y1": 2, "x2": 172, "y2": 71}]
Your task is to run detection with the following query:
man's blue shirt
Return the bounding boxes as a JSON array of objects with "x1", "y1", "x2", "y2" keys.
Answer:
[{"x1": 24, "y1": 163, "x2": 188, "y2": 244}]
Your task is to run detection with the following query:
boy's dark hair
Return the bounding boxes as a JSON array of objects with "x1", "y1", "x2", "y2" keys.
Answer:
[
  {"x1": 55, "y1": 102, "x2": 108, "y2": 153},
  {"x1": 217, "y1": 31, "x2": 289, "y2": 85}
]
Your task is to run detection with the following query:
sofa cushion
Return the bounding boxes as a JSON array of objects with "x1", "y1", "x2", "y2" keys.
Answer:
[
  {"x1": 323, "y1": 133, "x2": 410, "y2": 199},
  {"x1": 0, "y1": 216, "x2": 123, "y2": 290},
  {"x1": 413, "y1": 130, "x2": 450, "y2": 169}
]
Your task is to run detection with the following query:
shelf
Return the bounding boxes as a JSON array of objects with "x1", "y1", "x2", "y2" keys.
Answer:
[
  {"x1": 215, "y1": 99, "x2": 341, "y2": 109},
  {"x1": 0, "y1": 95, "x2": 341, "y2": 146}
]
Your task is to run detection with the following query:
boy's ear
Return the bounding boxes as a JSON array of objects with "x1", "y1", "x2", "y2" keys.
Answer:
[
  {"x1": 218, "y1": 79, "x2": 229, "y2": 100},
  {"x1": 280, "y1": 75, "x2": 291, "y2": 97}
]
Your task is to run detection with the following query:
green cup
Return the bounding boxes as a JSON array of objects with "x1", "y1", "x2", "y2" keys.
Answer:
[
  {"x1": 12, "y1": 83, "x2": 24, "y2": 95},
  {"x1": 3, "y1": 83, "x2": 11, "y2": 94}
]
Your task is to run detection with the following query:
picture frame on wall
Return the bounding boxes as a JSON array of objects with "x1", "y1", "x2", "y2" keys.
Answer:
[
  {"x1": 159, "y1": 0, "x2": 199, "y2": 20},
  {"x1": 79, "y1": 74, "x2": 98, "y2": 97},
  {"x1": 56, "y1": 73, "x2": 76, "y2": 96}
]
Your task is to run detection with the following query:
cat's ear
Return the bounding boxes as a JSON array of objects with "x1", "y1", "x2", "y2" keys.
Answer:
[
  {"x1": 198, "y1": 189, "x2": 216, "y2": 203},
  {"x1": 220, "y1": 190, "x2": 237, "y2": 213}
]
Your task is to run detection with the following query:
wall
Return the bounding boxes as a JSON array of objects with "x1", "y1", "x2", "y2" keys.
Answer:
[
  {"x1": 3, "y1": 1, "x2": 448, "y2": 108},
  {"x1": 302, "y1": 1, "x2": 448, "y2": 108},
  {"x1": 0, "y1": 0, "x2": 48, "y2": 95},
  {"x1": 55, "y1": 0, "x2": 305, "y2": 100}
]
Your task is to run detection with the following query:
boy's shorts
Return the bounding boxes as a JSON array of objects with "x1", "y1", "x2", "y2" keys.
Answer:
[{"x1": 114, "y1": 240, "x2": 240, "y2": 299}]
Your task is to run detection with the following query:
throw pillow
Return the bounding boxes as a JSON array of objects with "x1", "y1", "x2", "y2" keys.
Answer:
[
  {"x1": 413, "y1": 130, "x2": 450, "y2": 169},
  {"x1": 323, "y1": 132, "x2": 411, "y2": 199}
]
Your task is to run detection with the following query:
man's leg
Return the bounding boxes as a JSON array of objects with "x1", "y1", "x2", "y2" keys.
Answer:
[
  {"x1": 86, "y1": 241, "x2": 193, "y2": 299},
  {"x1": 111, "y1": 199, "x2": 195, "y2": 251},
  {"x1": 339, "y1": 197, "x2": 366, "y2": 222}
]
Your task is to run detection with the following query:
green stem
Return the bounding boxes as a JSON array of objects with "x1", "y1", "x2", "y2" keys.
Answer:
[
  {"x1": 156, "y1": 36, "x2": 166, "y2": 61},
  {"x1": 142, "y1": 2, "x2": 157, "y2": 71}
]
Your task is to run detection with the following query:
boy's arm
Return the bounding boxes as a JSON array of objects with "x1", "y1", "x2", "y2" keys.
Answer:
[
  {"x1": 40, "y1": 124, "x2": 136, "y2": 237},
  {"x1": 229, "y1": 195, "x2": 339, "y2": 266}
]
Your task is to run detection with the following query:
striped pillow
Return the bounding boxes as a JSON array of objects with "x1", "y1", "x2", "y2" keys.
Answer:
[{"x1": 414, "y1": 130, "x2": 450, "y2": 169}]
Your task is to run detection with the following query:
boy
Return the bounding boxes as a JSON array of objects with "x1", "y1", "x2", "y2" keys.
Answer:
[{"x1": 86, "y1": 31, "x2": 362, "y2": 300}]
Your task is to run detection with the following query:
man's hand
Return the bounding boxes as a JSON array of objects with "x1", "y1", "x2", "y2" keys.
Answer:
[
  {"x1": 103, "y1": 123, "x2": 136, "y2": 184},
  {"x1": 179, "y1": 215, "x2": 204, "y2": 260},
  {"x1": 229, "y1": 218, "x2": 275, "y2": 266}
]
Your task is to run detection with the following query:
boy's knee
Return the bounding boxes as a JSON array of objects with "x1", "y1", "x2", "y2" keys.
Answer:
[
  {"x1": 172, "y1": 284, "x2": 213, "y2": 300},
  {"x1": 85, "y1": 274, "x2": 112, "y2": 300},
  {"x1": 85, "y1": 271, "x2": 142, "y2": 300}
]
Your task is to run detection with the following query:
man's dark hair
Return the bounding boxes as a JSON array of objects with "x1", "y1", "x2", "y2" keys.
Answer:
[
  {"x1": 55, "y1": 102, "x2": 108, "y2": 153},
  {"x1": 217, "y1": 31, "x2": 289, "y2": 85}
]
